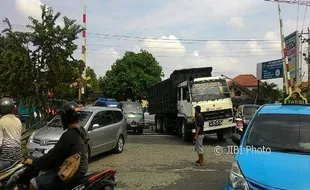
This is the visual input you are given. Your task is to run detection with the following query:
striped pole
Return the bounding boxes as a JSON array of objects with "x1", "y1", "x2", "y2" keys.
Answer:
[
  {"x1": 278, "y1": 2, "x2": 292, "y2": 95},
  {"x1": 81, "y1": 0, "x2": 87, "y2": 95}
]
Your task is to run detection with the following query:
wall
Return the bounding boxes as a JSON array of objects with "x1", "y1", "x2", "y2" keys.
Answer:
[{"x1": 230, "y1": 86, "x2": 253, "y2": 100}]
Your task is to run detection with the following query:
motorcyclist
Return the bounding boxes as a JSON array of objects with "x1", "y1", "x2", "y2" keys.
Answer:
[
  {"x1": 0, "y1": 97, "x2": 22, "y2": 171},
  {"x1": 24, "y1": 101, "x2": 89, "y2": 190}
]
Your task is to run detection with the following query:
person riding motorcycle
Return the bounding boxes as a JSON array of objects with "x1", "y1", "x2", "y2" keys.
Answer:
[
  {"x1": 24, "y1": 101, "x2": 89, "y2": 190},
  {"x1": 0, "y1": 97, "x2": 22, "y2": 171}
]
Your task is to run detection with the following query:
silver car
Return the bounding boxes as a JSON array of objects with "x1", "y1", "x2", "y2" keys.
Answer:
[
  {"x1": 143, "y1": 107, "x2": 155, "y2": 127},
  {"x1": 26, "y1": 106, "x2": 127, "y2": 158},
  {"x1": 119, "y1": 101, "x2": 145, "y2": 134}
]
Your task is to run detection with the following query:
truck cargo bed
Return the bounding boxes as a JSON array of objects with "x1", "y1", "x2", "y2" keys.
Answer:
[
  {"x1": 148, "y1": 78, "x2": 177, "y2": 114},
  {"x1": 147, "y1": 67, "x2": 212, "y2": 115}
]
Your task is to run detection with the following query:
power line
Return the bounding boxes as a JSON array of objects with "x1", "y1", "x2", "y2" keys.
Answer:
[
  {"x1": 76, "y1": 47, "x2": 281, "y2": 54},
  {"x1": 0, "y1": 24, "x2": 281, "y2": 44},
  {"x1": 297, "y1": 0, "x2": 300, "y2": 30},
  {"x1": 86, "y1": 43, "x2": 281, "y2": 50},
  {"x1": 84, "y1": 52, "x2": 280, "y2": 58},
  {"x1": 86, "y1": 33, "x2": 280, "y2": 43},
  {"x1": 302, "y1": 4, "x2": 308, "y2": 31}
]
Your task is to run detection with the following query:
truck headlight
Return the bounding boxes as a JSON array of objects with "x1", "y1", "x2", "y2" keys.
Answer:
[{"x1": 228, "y1": 161, "x2": 249, "y2": 190}]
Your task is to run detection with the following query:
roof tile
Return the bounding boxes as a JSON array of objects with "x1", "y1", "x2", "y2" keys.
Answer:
[{"x1": 228, "y1": 74, "x2": 263, "y2": 87}]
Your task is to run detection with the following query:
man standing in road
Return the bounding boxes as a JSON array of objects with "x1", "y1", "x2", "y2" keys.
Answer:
[{"x1": 194, "y1": 105, "x2": 205, "y2": 166}]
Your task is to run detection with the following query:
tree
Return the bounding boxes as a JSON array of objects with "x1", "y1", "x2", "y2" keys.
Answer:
[
  {"x1": 259, "y1": 82, "x2": 282, "y2": 102},
  {"x1": 99, "y1": 50, "x2": 163, "y2": 101},
  {"x1": 0, "y1": 18, "x2": 35, "y2": 99},
  {"x1": 86, "y1": 66, "x2": 99, "y2": 92},
  {"x1": 0, "y1": 5, "x2": 84, "y2": 118}
]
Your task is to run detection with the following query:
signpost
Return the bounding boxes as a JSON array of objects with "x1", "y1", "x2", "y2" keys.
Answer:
[{"x1": 256, "y1": 59, "x2": 283, "y2": 80}]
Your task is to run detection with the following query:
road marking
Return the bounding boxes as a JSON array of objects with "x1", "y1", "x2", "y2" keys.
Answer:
[
  {"x1": 172, "y1": 167, "x2": 227, "y2": 172},
  {"x1": 138, "y1": 134, "x2": 174, "y2": 137}
]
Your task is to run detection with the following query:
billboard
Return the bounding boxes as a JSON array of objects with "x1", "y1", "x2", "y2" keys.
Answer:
[
  {"x1": 256, "y1": 59, "x2": 283, "y2": 80},
  {"x1": 284, "y1": 31, "x2": 299, "y2": 83}
]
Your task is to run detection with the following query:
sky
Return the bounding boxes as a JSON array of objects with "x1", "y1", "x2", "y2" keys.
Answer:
[{"x1": 1, "y1": 0, "x2": 309, "y2": 88}]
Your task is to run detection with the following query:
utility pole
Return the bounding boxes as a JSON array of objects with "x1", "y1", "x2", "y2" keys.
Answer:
[
  {"x1": 79, "y1": 0, "x2": 87, "y2": 102},
  {"x1": 300, "y1": 28, "x2": 310, "y2": 101},
  {"x1": 307, "y1": 27, "x2": 310, "y2": 100},
  {"x1": 277, "y1": 2, "x2": 291, "y2": 95}
]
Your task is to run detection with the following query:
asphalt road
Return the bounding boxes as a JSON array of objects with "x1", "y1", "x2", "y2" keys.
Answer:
[{"x1": 89, "y1": 128, "x2": 235, "y2": 190}]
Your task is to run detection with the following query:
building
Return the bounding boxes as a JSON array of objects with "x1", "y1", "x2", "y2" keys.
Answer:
[{"x1": 227, "y1": 74, "x2": 264, "y2": 105}]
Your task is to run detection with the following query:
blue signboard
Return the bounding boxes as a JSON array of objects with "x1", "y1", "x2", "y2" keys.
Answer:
[{"x1": 257, "y1": 59, "x2": 283, "y2": 80}]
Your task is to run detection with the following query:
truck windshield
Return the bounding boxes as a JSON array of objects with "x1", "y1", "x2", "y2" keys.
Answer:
[
  {"x1": 191, "y1": 80, "x2": 230, "y2": 102},
  {"x1": 122, "y1": 103, "x2": 143, "y2": 114}
]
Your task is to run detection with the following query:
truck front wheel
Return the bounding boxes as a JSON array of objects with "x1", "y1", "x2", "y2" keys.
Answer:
[
  {"x1": 181, "y1": 120, "x2": 191, "y2": 142},
  {"x1": 217, "y1": 131, "x2": 225, "y2": 141},
  {"x1": 155, "y1": 118, "x2": 163, "y2": 133}
]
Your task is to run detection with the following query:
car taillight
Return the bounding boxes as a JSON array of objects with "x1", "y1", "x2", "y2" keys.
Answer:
[{"x1": 236, "y1": 121, "x2": 243, "y2": 127}]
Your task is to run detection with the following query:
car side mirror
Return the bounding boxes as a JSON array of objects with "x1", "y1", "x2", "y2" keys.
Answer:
[
  {"x1": 232, "y1": 133, "x2": 241, "y2": 146},
  {"x1": 92, "y1": 123, "x2": 100, "y2": 130}
]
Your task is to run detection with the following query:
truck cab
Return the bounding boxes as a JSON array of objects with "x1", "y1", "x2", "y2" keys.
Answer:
[{"x1": 177, "y1": 76, "x2": 234, "y2": 140}]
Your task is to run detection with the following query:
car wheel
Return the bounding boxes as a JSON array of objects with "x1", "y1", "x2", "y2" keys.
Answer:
[
  {"x1": 138, "y1": 128, "x2": 143, "y2": 134},
  {"x1": 114, "y1": 136, "x2": 124, "y2": 153}
]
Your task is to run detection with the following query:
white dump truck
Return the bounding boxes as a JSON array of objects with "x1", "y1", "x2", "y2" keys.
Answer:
[{"x1": 147, "y1": 67, "x2": 234, "y2": 141}]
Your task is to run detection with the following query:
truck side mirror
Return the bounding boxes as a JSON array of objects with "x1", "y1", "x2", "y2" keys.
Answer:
[{"x1": 185, "y1": 91, "x2": 190, "y2": 102}]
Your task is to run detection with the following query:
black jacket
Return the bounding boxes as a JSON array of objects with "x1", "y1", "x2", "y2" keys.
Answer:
[{"x1": 33, "y1": 127, "x2": 89, "y2": 177}]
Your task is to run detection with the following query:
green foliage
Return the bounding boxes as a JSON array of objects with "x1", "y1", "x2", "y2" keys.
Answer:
[
  {"x1": 86, "y1": 66, "x2": 99, "y2": 91},
  {"x1": 99, "y1": 50, "x2": 163, "y2": 101},
  {"x1": 0, "y1": 5, "x2": 83, "y2": 114},
  {"x1": 259, "y1": 81, "x2": 282, "y2": 102}
]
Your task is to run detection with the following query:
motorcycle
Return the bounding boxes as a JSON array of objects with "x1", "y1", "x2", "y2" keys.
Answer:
[
  {"x1": 234, "y1": 117, "x2": 246, "y2": 136},
  {"x1": 0, "y1": 151, "x2": 117, "y2": 190}
]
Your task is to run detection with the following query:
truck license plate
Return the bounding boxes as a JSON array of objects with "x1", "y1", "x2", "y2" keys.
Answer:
[{"x1": 209, "y1": 119, "x2": 223, "y2": 126}]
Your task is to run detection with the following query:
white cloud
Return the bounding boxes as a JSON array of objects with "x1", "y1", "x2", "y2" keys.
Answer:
[
  {"x1": 15, "y1": 0, "x2": 43, "y2": 20},
  {"x1": 227, "y1": 17, "x2": 245, "y2": 29},
  {"x1": 88, "y1": 35, "x2": 283, "y2": 80},
  {"x1": 135, "y1": 36, "x2": 243, "y2": 78},
  {"x1": 127, "y1": 0, "x2": 263, "y2": 31},
  {"x1": 87, "y1": 48, "x2": 120, "y2": 77},
  {"x1": 140, "y1": 35, "x2": 186, "y2": 55},
  {"x1": 15, "y1": 0, "x2": 64, "y2": 26},
  {"x1": 246, "y1": 41, "x2": 263, "y2": 53},
  {"x1": 264, "y1": 31, "x2": 281, "y2": 50}
]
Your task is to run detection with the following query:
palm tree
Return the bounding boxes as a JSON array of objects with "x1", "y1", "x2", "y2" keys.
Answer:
[{"x1": 259, "y1": 82, "x2": 282, "y2": 102}]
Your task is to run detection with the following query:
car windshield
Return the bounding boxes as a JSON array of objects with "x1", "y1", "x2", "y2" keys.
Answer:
[
  {"x1": 245, "y1": 114, "x2": 310, "y2": 154},
  {"x1": 47, "y1": 111, "x2": 92, "y2": 128},
  {"x1": 243, "y1": 105, "x2": 260, "y2": 120},
  {"x1": 191, "y1": 80, "x2": 230, "y2": 102},
  {"x1": 122, "y1": 103, "x2": 143, "y2": 114}
]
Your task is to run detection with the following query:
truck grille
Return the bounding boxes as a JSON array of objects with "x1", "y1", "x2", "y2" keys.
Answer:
[{"x1": 201, "y1": 109, "x2": 232, "y2": 121}]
